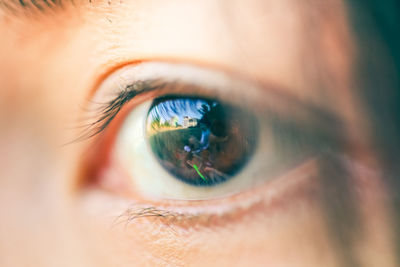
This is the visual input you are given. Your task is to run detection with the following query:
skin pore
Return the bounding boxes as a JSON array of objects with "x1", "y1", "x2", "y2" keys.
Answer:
[{"x1": 0, "y1": 0, "x2": 396, "y2": 266}]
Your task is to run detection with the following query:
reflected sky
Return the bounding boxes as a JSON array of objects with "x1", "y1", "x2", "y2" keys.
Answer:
[{"x1": 148, "y1": 98, "x2": 215, "y2": 126}]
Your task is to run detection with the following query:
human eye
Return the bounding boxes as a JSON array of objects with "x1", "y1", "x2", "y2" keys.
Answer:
[
  {"x1": 122, "y1": 93, "x2": 259, "y2": 200},
  {"x1": 80, "y1": 61, "x2": 342, "y2": 219}
]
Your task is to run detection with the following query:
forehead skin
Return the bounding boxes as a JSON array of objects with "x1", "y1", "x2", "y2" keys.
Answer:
[{"x1": 0, "y1": 0, "x2": 395, "y2": 266}]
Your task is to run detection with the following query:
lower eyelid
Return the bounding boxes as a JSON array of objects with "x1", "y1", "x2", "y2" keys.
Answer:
[{"x1": 87, "y1": 158, "x2": 320, "y2": 230}]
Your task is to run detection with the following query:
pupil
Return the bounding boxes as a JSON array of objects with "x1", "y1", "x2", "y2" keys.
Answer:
[{"x1": 146, "y1": 96, "x2": 258, "y2": 186}]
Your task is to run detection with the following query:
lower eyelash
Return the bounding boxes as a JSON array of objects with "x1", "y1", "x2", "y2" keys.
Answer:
[
  {"x1": 114, "y1": 205, "x2": 231, "y2": 231},
  {"x1": 111, "y1": 159, "x2": 320, "y2": 231},
  {"x1": 114, "y1": 206, "x2": 196, "y2": 231}
]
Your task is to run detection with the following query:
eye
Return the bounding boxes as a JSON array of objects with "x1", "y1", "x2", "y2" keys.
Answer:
[
  {"x1": 86, "y1": 62, "x2": 338, "y2": 201},
  {"x1": 113, "y1": 94, "x2": 261, "y2": 200}
]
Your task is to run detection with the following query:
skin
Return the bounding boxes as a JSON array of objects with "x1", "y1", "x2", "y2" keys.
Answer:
[{"x1": 0, "y1": 0, "x2": 396, "y2": 266}]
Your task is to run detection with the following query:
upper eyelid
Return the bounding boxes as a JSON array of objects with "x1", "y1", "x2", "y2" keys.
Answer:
[
  {"x1": 76, "y1": 78, "x2": 346, "y2": 148},
  {"x1": 99, "y1": 62, "x2": 341, "y2": 126},
  {"x1": 74, "y1": 64, "x2": 346, "y2": 147}
]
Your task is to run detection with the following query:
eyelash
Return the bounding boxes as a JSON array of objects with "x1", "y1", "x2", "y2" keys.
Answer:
[
  {"x1": 113, "y1": 205, "x2": 218, "y2": 231},
  {"x1": 74, "y1": 80, "x2": 164, "y2": 143}
]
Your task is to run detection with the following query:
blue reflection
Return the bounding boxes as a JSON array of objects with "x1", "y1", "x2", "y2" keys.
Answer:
[{"x1": 148, "y1": 98, "x2": 214, "y2": 129}]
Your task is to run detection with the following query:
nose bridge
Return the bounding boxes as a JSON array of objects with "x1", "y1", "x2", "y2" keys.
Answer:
[
  {"x1": 0, "y1": 102, "x2": 56, "y2": 264},
  {"x1": 0, "y1": 116, "x2": 91, "y2": 267},
  {"x1": 0, "y1": 17, "x2": 98, "y2": 262},
  {"x1": 0, "y1": 71, "x2": 59, "y2": 184},
  {"x1": 0, "y1": 68, "x2": 76, "y2": 266}
]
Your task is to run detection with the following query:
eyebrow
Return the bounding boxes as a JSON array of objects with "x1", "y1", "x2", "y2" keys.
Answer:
[{"x1": 0, "y1": 0, "x2": 71, "y2": 14}]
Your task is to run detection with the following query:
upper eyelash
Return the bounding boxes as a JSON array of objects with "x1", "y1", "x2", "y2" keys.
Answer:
[{"x1": 71, "y1": 80, "x2": 164, "y2": 144}]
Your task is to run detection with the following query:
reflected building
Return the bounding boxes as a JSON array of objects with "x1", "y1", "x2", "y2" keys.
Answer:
[
  {"x1": 170, "y1": 116, "x2": 179, "y2": 127},
  {"x1": 183, "y1": 116, "x2": 198, "y2": 128}
]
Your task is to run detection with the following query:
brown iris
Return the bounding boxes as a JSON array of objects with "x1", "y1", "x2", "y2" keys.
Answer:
[{"x1": 146, "y1": 96, "x2": 258, "y2": 186}]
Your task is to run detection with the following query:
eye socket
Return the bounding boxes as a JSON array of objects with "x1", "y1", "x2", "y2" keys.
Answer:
[
  {"x1": 146, "y1": 96, "x2": 258, "y2": 187},
  {"x1": 87, "y1": 62, "x2": 339, "y2": 201}
]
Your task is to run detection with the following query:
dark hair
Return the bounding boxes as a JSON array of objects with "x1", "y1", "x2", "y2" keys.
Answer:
[{"x1": 328, "y1": 1, "x2": 400, "y2": 266}]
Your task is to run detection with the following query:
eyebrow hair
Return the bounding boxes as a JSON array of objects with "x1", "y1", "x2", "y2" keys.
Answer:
[{"x1": 0, "y1": 0, "x2": 70, "y2": 14}]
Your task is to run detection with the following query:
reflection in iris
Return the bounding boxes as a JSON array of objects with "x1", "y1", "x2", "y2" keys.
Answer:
[{"x1": 146, "y1": 96, "x2": 258, "y2": 186}]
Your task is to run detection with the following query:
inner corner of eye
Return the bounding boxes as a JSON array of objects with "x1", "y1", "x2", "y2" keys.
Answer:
[{"x1": 143, "y1": 95, "x2": 259, "y2": 188}]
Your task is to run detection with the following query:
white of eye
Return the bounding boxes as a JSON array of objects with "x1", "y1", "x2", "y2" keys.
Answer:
[
  {"x1": 113, "y1": 99, "x2": 282, "y2": 200},
  {"x1": 94, "y1": 62, "x2": 318, "y2": 201}
]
